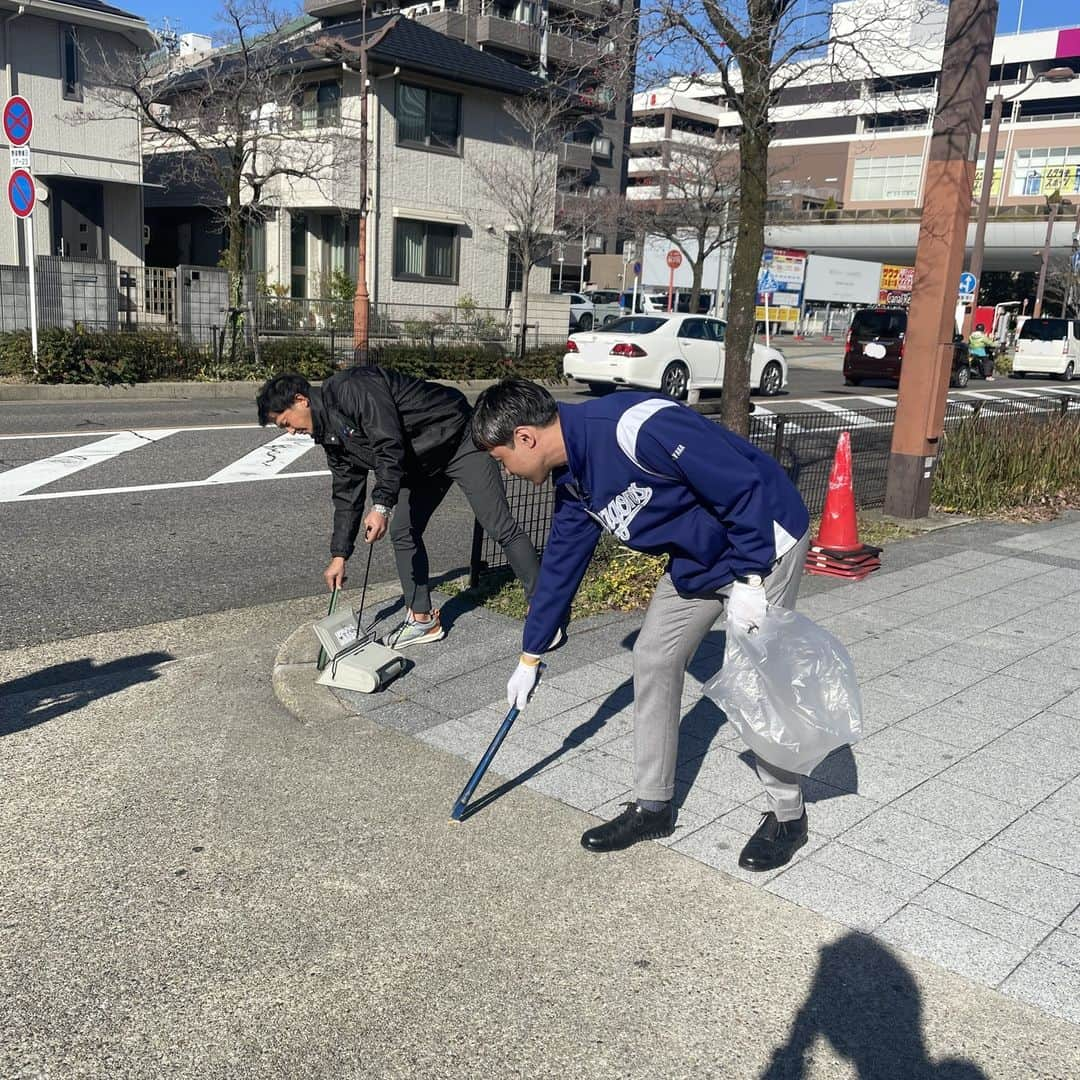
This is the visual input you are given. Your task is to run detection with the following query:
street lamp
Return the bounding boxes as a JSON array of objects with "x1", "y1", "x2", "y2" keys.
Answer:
[{"x1": 965, "y1": 64, "x2": 1075, "y2": 334}]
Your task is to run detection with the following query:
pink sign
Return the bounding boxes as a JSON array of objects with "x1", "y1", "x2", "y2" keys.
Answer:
[{"x1": 1056, "y1": 29, "x2": 1080, "y2": 58}]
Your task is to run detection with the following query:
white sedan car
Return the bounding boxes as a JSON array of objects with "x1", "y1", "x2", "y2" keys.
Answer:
[{"x1": 563, "y1": 314, "x2": 788, "y2": 399}]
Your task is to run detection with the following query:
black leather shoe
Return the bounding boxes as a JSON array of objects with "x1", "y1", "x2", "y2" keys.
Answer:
[
  {"x1": 581, "y1": 802, "x2": 674, "y2": 852},
  {"x1": 738, "y1": 810, "x2": 808, "y2": 871}
]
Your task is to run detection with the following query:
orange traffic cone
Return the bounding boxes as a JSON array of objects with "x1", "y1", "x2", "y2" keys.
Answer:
[{"x1": 805, "y1": 431, "x2": 882, "y2": 581}]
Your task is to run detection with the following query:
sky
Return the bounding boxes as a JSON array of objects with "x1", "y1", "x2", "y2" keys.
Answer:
[{"x1": 127, "y1": 0, "x2": 1076, "y2": 47}]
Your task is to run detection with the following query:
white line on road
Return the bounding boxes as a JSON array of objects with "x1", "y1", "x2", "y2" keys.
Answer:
[
  {"x1": 10, "y1": 469, "x2": 330, "y2": 502},
  {"x1": 204, "y1": 432, "x2": 315, "y2": 483},
  {"x1": 0, "y1": 429, "x2": 180, "y2": 502},
  {"x1": 0, "y1": 423, "x2": 262, "y2": 441},
  {"x1": 798, "y1": 400, "x2": 878, "y2": 427}
]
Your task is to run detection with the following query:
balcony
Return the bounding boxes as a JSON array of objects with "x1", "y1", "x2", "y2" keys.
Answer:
[
  {"x1": 546, "y1": 29, "x2": 601, "y2": 65},
  {"x1": 627, "y1": 156, "x2": 662, "y2": 176},
  {"x1": 630, "y1": 126, "x2": 665, "y2": 146},
  {"x1": 416, "y1": 10, "x2": 469, "y2": 40},
  {"x1": 560, "y1": 141, "x2": 594, "y2": 170},
  {"x1": 475, "y1": 14, "x2": 539, "y2": 56}
]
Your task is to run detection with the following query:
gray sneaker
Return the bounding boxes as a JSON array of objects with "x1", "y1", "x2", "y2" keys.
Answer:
[{"x1": 383, "y1": 610, "x2": 446, "y2": 649}]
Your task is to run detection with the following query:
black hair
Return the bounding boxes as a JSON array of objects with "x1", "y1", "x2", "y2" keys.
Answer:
[
  {"x1": 471, "y1": 378, "x2": 558, "y2": 449},
  {"x1": 256, "y1": 373, "x2": 312, "y2": 426}
]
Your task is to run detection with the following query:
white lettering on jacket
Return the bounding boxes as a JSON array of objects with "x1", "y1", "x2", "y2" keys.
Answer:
[{"x1": 597, "y1": 481, "x2": 653, "y2": 541}]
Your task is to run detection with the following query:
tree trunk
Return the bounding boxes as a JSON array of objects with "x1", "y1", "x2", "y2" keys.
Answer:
[
  {"x1": 519, "y1": 263, "x2": 531, "y2": 358},
  {"x1": 225, "y1": 181, "x2": 246, "y2": 365},
  {"x1": 720, "y1": 84, "x2": 770, "y2": 436},
  {"x1": 688, "y1": 258, "x2": 705, "y2": 317}
]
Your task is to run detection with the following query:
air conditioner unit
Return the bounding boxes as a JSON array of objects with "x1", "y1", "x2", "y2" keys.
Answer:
[
  {"x1": 431, "y1": 0, "x2": 446, "y2": 10},
  {"x1": 586, "y1": 233, "x2": 606, "y2": 251},
  {"x1": 591, "y1": 135, "x2": 613, "y2": 158}
]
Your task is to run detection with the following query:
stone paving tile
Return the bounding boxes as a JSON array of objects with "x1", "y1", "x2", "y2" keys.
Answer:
[
  {"x1": 1012, "y1": 711, "x2": 1080, "y2": 751},
  {"x1": 890, "y1": 778, "x2": 1026, "y2": 842},
  {"x1": 797, "y1": 841, "x2": 934, "y2": 902},
  {"x1": 990, "y1": 615, "x2": 1075, "y2": 647},
  {"x1": 416, "y1": 718, "x2": 491, "y2": 758},
  {"x1": 856, "y1": 728, "x2": 962, "y2": 776},
  {"x1": 671, "y1": 780, "x2": 745, "y2": 822},
  {"x1": 966, "y1": 673, "x2": 1074, "y2": 711},
  {"x1": 995, "y1": 657, "x2": 1080, "y2": 694},
  {"x1": 511, "y1": 684, "x2": 594, "y2": 726},
  {"x1": 897, "y1": 704, "x2": 1015, "y2": 751},
  {"x1": 1051, "y1": 689, "x2": 1080, "y2": 720},
  {"x1": 958, "y1": 629, "x2": 1050, "y2": 667},
  {"x1": 992, "y1": 811, "x2": 1080, "y2": 875},
  {"x1": 913, "y1": 882, "x2": 1053, "y2": 950},
  {"x1": 677, "y1": 746, "x2": 764, "y2": 803},
  {"x1": 980, "y1": 727, "x2": 1080, "y2": 782},
  {"x1": 670, "y1": 817, "x2": 823, "y2": 886},
  {"x1": 766, "y1": 859, "x2": 906, "y2": 933},
  {"x1": 839, "y1": 805, "x2": 982, "y2": 878},
  {"x1": 811, "y1": 750, "x2": 926, "y2": 803},
  {"x1": 934, "y1": 684, "x2": 1050, "y2": 726},
  {"x1": 859, "y1": 672, "x2": 961, "y2": 711},
  {"x1": 524, "y1": 761, "x2": 629, "y2": 814},
  {"x1": 742, "y1": 781, "x2": 880, "y2": 839},
  {"x1": 877, "y1": 905, "x2": 1031, "y2": 987},
  {"x1": 543, "y1": 662, "x2": 633, "y2": 704},
  {"x1": 887, "y1": 656, "x2": 989, "y2": 692},
  {"x1": 813, "y1": 608, "x2": 887, "y2": 646},
  {"x1": 536, "y1": 700, "x2": 623, "y2": 743},
  {"x1": 859, "y1": 686, "x2": 926, "y2": 729},
  {"x1": 593, "y1": 650, "x2": 635, "y2": 675},
  {"x1": 1001, "y1": 932, "x2": 1080, "y2": 1026},
  {"x1": 942, "y1": 846, "x2": 1080, "y2": 924},
  {"x1": 938, "y1": 749, "x2": 1067, "y2": 808}
]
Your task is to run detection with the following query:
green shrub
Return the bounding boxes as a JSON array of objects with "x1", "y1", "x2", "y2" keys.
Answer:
[
  {"x1": 372, "y1": 342, "x2": 565, "y2": 382},
  {"x1": 933, "y1": 410, "x2": 1080, "y2": 514}
]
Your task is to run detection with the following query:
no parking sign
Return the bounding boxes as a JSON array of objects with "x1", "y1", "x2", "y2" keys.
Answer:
[
  {"x1": 8, "y1": 168, "x2": 34, "y2": 218},
  {"x1": 3, "y1": 96, "x2": 33, "y2": 147}
]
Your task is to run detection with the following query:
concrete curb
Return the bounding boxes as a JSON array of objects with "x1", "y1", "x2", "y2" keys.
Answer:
[{"x1": 271, "y1": 580, "x2": 405, "y2": 725}]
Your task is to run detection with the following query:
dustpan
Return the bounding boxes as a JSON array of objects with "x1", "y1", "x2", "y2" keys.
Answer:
[{"x1": 311, "y1": 540, "x2": 407, "y2": 694}]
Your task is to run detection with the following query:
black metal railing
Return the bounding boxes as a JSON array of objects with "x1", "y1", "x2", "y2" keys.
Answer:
[{"x1": 468, "y1": 393, "x2": 1080, "y2": 581}]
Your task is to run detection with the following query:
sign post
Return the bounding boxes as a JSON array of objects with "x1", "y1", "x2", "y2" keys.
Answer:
[
  {"x1": 631, "y1": 260, "x2": 642, "y2": 315},
  {"x1": 757, "y1": 268, "x2": 781, "y2": 348},
  {"x1": 665, "y1": 248, "x2": 682, "y2": 312},
  {"x1": 4, "y1": 96, "x2": 35, "y2": 365}
]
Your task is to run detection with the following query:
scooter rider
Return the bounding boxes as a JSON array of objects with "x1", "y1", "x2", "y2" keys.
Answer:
[{"x1": 471, "y1": 378, "x2": 812, "y2": 869}]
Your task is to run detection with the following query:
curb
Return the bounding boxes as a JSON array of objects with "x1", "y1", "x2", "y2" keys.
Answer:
[{"x1": 271, "y1": 580, "x2": 405, "y2": 725}]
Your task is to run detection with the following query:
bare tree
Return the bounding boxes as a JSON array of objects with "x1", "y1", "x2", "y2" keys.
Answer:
[
  {"x1": 622, "y1": 138, "x2": 739, "y2": 315},
  {"x1": 80, "y1": 0, "x2": 357, "y2": 351},
  {"x1": 471, "y1": 92, "x2": 568, "y2": 354},
  {"x1": 641, "y1": 0, "x2": 939, "y2": 432}
]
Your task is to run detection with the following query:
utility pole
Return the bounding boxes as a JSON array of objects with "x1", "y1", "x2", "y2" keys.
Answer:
[
  {"x1": 1033, "y1": 197, "x2": 1067, "y2": 318},
  {"x1": 354, "y1": 6, "x2": 370, "y2": 364},
  {"x1": 884, "y1": 0, "x2": 999, "y2": 520}
]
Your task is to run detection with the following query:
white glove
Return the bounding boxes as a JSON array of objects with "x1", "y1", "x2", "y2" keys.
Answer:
[
  {"x1": 727, "y1": 578, "x2": 768, "y2": 633},
  {"x1": 507, "y1": 656, "x2": 542, "y2": 710}
]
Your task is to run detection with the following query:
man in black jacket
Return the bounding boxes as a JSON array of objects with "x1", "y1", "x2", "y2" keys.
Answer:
[{"x1": 257, "y1": 367, "x2": 540, "y2": 647}]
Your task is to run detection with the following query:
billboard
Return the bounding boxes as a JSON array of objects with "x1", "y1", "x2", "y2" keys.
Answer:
[{"x1": 803, "y1": 255, "x2": 882, "y2": 305}]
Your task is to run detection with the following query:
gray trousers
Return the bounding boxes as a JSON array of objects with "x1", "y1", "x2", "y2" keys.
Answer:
[
  {"x1": 390, "y1": 433, "x2": 540, "y2": 615},
  {"x1": 633, "y1": 529, "x2": 812, "y2": 820}
]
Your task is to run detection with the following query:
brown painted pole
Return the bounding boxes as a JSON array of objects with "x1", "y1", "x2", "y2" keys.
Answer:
[
  {"x1": 353, "y1": 21, "x2": 371, "y2": 365},
  {"x1": 1033, "y1": 200, "x2": 1060, "y2": 318},
  {"x1": 884, "y1": 0, "x2": 999, "y2": 520}
]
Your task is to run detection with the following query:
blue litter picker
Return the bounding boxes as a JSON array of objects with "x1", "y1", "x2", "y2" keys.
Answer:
[{"x1": 311, "y1": 541, "x2": 407, "y2": 694}]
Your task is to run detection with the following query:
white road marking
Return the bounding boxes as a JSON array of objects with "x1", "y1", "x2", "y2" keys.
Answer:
[
  {"x1": 0, "y1": 422, "x2": 261, "y2": 442},
  {"x1": 852, "y1": 395, "x2": 897, "y2": 407},
  {"x1": 0, "y1": 429, "x2": 179, "y2": 501},
  {"x1": 204, "y1": 432, "x2": 315, "y2": 483},
  {"x1": 798, "y1": 399, "x2": 877, "y2": 427},
  {"x1": 11, "y1": 470, "x2": 330, "y2": 502}
]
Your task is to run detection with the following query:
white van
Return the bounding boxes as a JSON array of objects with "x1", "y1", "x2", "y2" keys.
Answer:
[{"x1": 1013, "y1": 317, "x2": 1080, "y2": 380}]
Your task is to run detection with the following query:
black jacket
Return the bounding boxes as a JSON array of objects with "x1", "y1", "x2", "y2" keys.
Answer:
[{"x1": 310, "y1": 365, "x2": 471, "y2": 558}]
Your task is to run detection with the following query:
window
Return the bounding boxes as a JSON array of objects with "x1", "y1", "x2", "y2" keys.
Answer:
[
  {"x1": 396, "y1": 83, "x2": 461, "y2": 152},
  {"x1": 678, "y1": 318, "x2": 708, "y2": 339},
  {"x1": 1018, "y1": 318, "x2": 1071, "y2": 342},
  {"x1": 850, "y1": 155, "x2": 923, "y2": 202},
  {"x1": 603, "y1": 316, "x2": 666, "y2": 334},
  {"x1": 295, "y1": 81, "x2": 341, "y2": 129},
  {"x1": 973, "y1": 150, "x2": 1006, "y2": 199},
  {"x1": 290, "y1": 212, "x2": 308, "y2": 298},
  {"x1": 1011, "y1": 146, "x2": 1080, "y2": 197},
  {"x1": 393, "y1": 219, "x2": 458, "y2": 282},
  {"x1": 62, "y1": 24, "x2": 81, "y2": 101}
]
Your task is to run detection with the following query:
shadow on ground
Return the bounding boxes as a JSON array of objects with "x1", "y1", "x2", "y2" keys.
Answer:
[
  {"x1": 0, "y1": 652, "x2": 174, "y2": 736},
  {"x1": 761, "y1": 934, "x2": 989, "y2": 1079}
]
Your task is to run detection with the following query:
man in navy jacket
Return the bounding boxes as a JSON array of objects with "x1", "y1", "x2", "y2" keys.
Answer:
[{"x1": 472, "y1": 379, "x2": 812, "y2": 869}]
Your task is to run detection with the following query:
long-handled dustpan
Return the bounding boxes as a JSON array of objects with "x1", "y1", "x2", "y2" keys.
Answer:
[{"x1": 312, "y1": 541, "x2": 407, "y2": 694}]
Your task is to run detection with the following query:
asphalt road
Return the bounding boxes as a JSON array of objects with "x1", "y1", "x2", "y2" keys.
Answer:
[{"x1": 2, "y1": 353, "x2": 1073, "y2": 650}]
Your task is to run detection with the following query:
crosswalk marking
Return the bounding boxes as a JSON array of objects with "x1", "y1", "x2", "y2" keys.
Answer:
[
  {"x1": 11, "y1": 470, "x2": 330, "y2": 503},
  {"x1": 0, "y1": 429, "x2": 179, "y2": 502},
  {"x1": 799, "y1": 399, "x2": 878, "y2": 427},
  {"x1": 204, "y1": 433, "x2": 315, "y2": 483},
  {"x1": 0, "y1": 423, "x2": 261, "y2": 442}
]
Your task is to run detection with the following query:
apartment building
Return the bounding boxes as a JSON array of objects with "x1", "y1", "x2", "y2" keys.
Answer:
[
  {"x1": 144, "y1": 15, "x2": 558, "y2": 311},
  {"x1": 304, "y1": 0, "x2": 637, "y2": 282},
  {"x1": 629, "y1": 1, "x2": 1080, "y2": 274},
  {"x1": 0, "y1": 0, "x2": 155, "y2": 267}
]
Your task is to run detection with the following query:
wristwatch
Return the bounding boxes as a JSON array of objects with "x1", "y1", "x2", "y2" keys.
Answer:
[
  {"x1": 735, "y1": 573, "x2": 764, "y2": 587},
  {"x1": 372, "y1": 504, "x2": 393, "y2": 519}
]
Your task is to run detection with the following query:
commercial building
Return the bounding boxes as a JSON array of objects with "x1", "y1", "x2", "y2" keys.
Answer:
[{"x1": 630, "y1": 2, "x2": 1080, "y2": 276}]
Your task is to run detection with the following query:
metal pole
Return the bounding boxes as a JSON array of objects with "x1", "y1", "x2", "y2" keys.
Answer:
[
  {"x1": 352, "y1": 11, "x2": 370, "y2": 365},
  {"x1": 964, "y1": 92, "x2": 1004, "y2": 338},
  {"x1": 884, "y1": 0, "x2": 999, "y2": 520},
  {"x1": 26, "y1": 212, "x2": 37, "y2": 370},
  {"x1": 715, "y1": 200, "x2": 730, "y2": 319},
  {"x1": 579, "y1": 223, "x2": 586, "y2": 292},
  {"x1": 1033, "y1": 200, "x2": 1060, "y2": 318}
]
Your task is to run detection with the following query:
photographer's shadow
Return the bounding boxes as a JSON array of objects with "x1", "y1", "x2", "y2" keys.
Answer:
[{"x1": 761, "y1": 934, "x2": 988, "y2": 1079}]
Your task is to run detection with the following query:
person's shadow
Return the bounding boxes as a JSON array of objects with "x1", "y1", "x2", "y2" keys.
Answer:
[
  {"x1": 761, "y1": 934, "x2": 988, "y2": 1079},
  {"x1": 0, "y1": 653, "x2": 174, "y2": 736}
]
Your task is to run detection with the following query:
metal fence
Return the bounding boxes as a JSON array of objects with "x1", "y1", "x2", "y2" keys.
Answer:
[{"x1": 468, "y1": 393, "x2": 1080, "y2": 582}]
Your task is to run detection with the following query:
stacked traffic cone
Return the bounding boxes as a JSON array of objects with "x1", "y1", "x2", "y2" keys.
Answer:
[{"x1": 805, "y1": 431, "x2": 882, "y2": 580}]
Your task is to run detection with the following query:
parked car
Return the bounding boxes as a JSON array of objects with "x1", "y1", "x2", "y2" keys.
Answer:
[
  {"x1": 563, "y1": 314, "x2": 788, "y2": 399},
  {"x1": 842, "y1": 308, "x2": 971, "y2": 389},
  {"x1": 639, "y1": 290, "x2": 714, "y2": 315},
  {"x1": 567, "y1": 292, "x2": 622, "y2": 332},
  {"x1": 1012, "y1": 317, "x2": 1079, "y2": 381}
]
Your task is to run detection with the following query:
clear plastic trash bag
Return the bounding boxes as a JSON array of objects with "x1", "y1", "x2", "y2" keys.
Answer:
[{"x1": 704, "y1": 609, "x2": 863, "y2": 775}]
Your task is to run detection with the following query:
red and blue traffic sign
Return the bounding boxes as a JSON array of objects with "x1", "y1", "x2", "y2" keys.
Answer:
[
  {"x1": 3, "y1": 96, "x2": 32, "y2": 147},
  {"x1": 8, "y1": 168, "x2": 35, "y2": 218}
]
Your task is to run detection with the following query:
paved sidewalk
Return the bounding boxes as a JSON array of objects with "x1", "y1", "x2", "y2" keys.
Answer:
[{"x1": 300, "y1": 513, "x2": 1080, "y2": 1028}]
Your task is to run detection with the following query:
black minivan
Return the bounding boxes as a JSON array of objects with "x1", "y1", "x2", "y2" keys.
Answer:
[{"x1": 843, "y1": 308, "x2": 970, "y2": 388}]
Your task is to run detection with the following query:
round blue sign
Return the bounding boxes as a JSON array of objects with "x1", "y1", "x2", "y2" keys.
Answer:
[
  {"x1": 8, "y1": 168, "x2": 35, "y2": 218},
  {"x1": 3, "y1": 96, "x2": 32, "y2": 147},
  {"x1": 958, "y1": 271, "x2": 977, "y2": 296}
]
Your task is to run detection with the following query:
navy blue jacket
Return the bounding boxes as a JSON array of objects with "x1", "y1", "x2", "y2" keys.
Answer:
[{"x1": 522, "y1": 394, "x2": 809, "y2": 655}]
